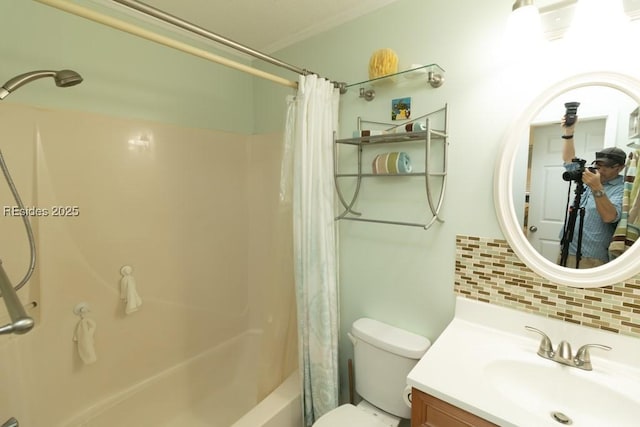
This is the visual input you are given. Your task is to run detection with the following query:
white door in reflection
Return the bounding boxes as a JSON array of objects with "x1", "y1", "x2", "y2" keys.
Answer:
[{"x1": 526, "y1": 118, "x2": 605, "y2": 262}]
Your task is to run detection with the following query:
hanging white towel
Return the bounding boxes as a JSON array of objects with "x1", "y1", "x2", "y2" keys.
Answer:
[
  {"x1": 120, "y1": 265, "x2": 142, "y2": 314},
  {"x1": 73, "y1": 317, "x2": 97, "y2": 365}
]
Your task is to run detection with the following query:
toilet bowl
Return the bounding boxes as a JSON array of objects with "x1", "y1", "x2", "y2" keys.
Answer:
[{"x1": 313, "y1": 400, "x2": 399, "y2": 427}]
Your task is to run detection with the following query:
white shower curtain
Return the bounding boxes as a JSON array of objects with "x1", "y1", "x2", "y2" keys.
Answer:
[{"x1": 283, "y1": 74, "x2": 340, "y2": 426}]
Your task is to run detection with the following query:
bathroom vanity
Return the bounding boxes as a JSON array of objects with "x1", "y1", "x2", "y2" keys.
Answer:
[
  {"x1": 407, "y1": 297, "x2": 640, "y2": 427},
  {"x1": 411, "y1": 388, "x2": 496, "y2": 427}
]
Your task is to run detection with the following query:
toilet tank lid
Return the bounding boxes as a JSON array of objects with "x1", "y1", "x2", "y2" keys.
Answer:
[{"x1": 351, "y1": 318, "x2": 431, "y2": 359}]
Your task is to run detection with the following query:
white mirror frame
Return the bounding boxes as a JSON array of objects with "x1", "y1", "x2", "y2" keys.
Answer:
[{"x1": 495, "y1": 71, "x2": 640, "y2": 288}]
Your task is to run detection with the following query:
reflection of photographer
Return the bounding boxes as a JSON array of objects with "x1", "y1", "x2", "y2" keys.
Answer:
[{"x1": 559, "y1": 110, "x2": 626, "y2": 269}]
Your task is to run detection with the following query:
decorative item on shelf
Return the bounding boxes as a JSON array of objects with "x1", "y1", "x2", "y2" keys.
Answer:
[
  {"x1": 353, "y1": 129, "x2": 386, "y2": 138},
  {"x1": 368, "y1": 48, "x2": 399, "y2": 80},
  {"x1": 404, "y1": 121, "x2": 427, "y2": 132},
  {"x1": 392, "y1": 97, "x2": 411, "y2": 121},
  {"x1": 352, "y1": 121, "x2": 426, "y2": 139}
]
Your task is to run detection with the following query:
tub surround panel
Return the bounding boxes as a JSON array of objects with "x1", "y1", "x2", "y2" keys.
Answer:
[
  {"x1": 247, "y1": 132, "x2": 298, "y2": 401},
  {"x1": 0, "y1": 103, "x2": 292, "y2": 426},
  {"x1": 35, "y1": 108, "x2": 251, "y2": 317},
  {"x1": 455, "y1": 235, "x2": 640, "y2": 338}
]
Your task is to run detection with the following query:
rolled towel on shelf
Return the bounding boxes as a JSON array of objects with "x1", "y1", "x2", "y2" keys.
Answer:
[{"x1": 372, "y1": 152, "x2": 412, "y2": 174}]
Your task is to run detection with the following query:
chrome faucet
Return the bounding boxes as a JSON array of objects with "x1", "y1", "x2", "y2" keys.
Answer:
[
  {"x1": 555, "y1": 340, "x2": 573, "y2": 365},
  {"x1": 574, "y1": 343, "x2": 613, "y2": 370},
  {"x1": 525, "y1": 326, "x2": 611, "y2": 371}
]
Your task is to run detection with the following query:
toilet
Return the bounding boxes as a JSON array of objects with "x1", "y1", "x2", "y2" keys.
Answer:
[{"x1": 314, "y1": 318, "x2": 431, "y2": 427}]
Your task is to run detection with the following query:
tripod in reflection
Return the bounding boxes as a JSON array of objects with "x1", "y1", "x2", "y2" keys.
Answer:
[{"x1": 559, "y1": 181, "x2": 585, "y2": 268}]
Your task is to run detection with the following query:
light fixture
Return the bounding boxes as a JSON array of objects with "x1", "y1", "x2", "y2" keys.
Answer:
[
  {"x1": 512, "y1": 0, "x2": 535, "y2": 12},
  {"x1": 564, "y1": 0, "x2": 629, "y2": 48},
  {"x1": 510, "y1": 0, "x2": 542, "y2": 35},
  {"x1": 504, "y1": 0, "x2": 543, "y2": 54},
  {"x1": 531, "y1": 0, "x2": 640, "y2": 42}
]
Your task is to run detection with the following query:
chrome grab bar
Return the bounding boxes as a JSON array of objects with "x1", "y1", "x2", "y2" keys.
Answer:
[{"x1": 0, "y1": 260, "x2": 34, "y2": 335}]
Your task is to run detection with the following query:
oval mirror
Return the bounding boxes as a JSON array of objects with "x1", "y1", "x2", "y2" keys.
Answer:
[{"x1": 495, "y1": 72, "x2": 640, "y2": 288}]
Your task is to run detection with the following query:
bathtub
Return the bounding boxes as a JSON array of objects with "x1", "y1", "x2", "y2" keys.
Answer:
[
  {"x1": 60, "y1": 329, "x2": 301, "y2": 427},
  {"x1": 230, "y1": 370, "x2": 301, "y2": 427}
]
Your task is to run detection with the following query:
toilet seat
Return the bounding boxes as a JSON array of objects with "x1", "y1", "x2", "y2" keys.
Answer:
[{"x1": 313, "y1": 404, "x2": 391, "y2": 427}]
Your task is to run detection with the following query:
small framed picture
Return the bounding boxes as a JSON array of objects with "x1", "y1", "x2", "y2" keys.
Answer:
[
  {"x1": 392, "y1": 97, "x2": 411, "y2": 121},
  {"x1": 629, "y1": 107, "x2": 639, "y2": 139}
]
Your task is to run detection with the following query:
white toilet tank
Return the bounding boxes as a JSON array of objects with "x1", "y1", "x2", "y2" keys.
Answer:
[{"x1": 351, "y1": 318, "x2": 431, "y2": 419}]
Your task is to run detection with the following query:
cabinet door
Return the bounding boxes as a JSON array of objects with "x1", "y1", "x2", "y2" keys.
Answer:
[{"x1": 411, "y1": 388, "x2": 497, "y2": 427}]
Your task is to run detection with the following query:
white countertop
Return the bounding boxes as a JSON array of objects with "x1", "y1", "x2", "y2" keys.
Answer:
[{"x1": 407, "y1": 297, "x2": 640, "y2": 427}]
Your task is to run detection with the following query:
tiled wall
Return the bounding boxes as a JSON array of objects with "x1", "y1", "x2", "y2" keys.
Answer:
[{"x1": 455, "y1": 235, "x2": 640, "y2": 338}]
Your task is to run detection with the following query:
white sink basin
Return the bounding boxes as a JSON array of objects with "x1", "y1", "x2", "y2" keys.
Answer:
[
  {"x1": 407, "y1": 297, "x2": 640, "y2": 427},
  {"x1": 484, "y1": 358, "x2": 640, "y2": 426}
]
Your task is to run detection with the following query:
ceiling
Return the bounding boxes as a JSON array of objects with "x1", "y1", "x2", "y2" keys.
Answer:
[
  {"x1": 111, "y1": 0, "x2": 403, "y2": 54},
  {"x1": 101, "y1": 1, "x2": 640, "y2": 57}
]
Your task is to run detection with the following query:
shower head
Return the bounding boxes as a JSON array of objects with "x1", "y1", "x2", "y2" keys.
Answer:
[
  {"x1": 53, "y1": 69, "x2": 83, "y2": 88},
  {"x1": 0, "y1": 69, "x2": 83, "y2": 100}
]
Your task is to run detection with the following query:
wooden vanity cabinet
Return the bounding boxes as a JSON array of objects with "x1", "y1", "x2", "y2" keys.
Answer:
[{"x1": 411, "y1": 388, "x2": 498, "y2": 427}]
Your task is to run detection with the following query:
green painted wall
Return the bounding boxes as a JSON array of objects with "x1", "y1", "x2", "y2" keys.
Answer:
[{"x1": 0, "y1": 0, "x2": 255, "y2": 133}]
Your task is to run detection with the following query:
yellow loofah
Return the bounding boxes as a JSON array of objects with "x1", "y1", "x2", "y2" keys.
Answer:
[{"x1": 368, "y1": 48, "x2": 398, "y2": 80}]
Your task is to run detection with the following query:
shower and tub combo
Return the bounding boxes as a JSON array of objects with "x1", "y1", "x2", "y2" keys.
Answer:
[{"x1": 0, "y1": 69, "x2": 303, "y2": 427}]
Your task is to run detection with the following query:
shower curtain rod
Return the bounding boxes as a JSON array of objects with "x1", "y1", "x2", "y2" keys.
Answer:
[
  {"x1": 110, "y1": 0, "x2": 346, "y2": 91},
  {"x1": 112, "y1": 0, "x2": 311, "y2": 77},
  {"x1": 33, "y1": 0, "x2": 299, "y2": 89}
]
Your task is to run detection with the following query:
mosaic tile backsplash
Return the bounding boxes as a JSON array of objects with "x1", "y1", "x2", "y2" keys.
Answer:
[{"x1": 455, "y1": 235, "x2": 640, "y2": 338}]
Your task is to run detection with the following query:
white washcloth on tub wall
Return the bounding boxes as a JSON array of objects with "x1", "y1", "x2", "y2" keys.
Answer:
[
  {"x1": 73, "y1": 317, "x2": 97, "y2": 365},
  {"x1": 120, "y1": 265, "x2": 142, "y2": 314}
]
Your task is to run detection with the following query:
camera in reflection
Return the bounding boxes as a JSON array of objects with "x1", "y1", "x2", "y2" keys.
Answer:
[
  {"x1": 563, "y1": 101, "x2": 580, "y2": 127},
  {"x1": 562, "y1": 158, "x2": 597, "y2": 182}
]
